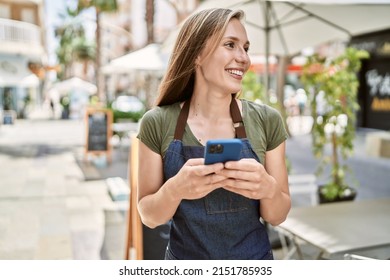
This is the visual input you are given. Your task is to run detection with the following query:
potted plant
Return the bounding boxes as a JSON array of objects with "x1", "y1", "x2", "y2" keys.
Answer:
[{"x1": 300, "y1": 47, "x2": 369, "y2": 203}]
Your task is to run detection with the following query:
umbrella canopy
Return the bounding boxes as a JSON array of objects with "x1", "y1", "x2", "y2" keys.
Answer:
[
  {"x1": 162, "y1": 0, "x2": 390, "y2": 91},
  {"x1": 102, "y1": 43, "x2": 168, "y2": 74},
  {"x1": 163, "y1": 0, "x2": 390, "y2": 56},
  {"x1": 50, "y1": 77, "x2": 97, "y2": 95}
]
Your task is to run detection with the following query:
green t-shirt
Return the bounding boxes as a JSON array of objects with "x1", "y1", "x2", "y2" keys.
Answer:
[{"x1": 137, "y1": 99, "x2": 288, "y2": 164}]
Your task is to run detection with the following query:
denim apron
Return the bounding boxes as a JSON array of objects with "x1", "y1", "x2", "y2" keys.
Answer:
[{"x1": 163, "y1": 97, "x2": 273, "y2": 260}]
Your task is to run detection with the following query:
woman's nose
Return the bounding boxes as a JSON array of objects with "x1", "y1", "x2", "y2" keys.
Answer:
[{"x1": 235, "y1": 48, "x2": 250, "y2": 64}]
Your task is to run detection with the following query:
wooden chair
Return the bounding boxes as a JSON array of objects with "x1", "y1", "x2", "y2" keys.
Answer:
[{"x1": 124, "y1": 134, "x2": 144, "y2": 260}]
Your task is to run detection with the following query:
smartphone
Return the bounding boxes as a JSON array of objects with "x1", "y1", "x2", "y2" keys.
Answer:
[{"x1": 204, "y1": 139, "x2": 243, "y2": 165}]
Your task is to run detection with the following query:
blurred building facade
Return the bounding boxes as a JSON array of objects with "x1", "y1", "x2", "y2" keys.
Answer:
[{"x1": 0, "y1": 0, "x2": 47, "y2": 120}]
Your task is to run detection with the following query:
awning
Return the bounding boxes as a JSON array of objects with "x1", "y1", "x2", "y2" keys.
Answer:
[
  {"x1": 0, "y1": 56, "x2": 40, "y2": 88},
  {"x1": 102, "y1": 44, "x2": 168, "y2": 74}
]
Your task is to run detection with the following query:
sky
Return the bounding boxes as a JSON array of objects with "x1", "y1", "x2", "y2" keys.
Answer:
[{"x1": 45, "y1": 0, "x2": 66, "y2": 64}]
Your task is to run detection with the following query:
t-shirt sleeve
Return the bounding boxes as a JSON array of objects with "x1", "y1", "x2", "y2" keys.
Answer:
[
  {"x1": 265, "y1": 106, "x2": 289, "y2": 151},
  {"x1": 137, "y1": 108, "x2": 163, "y2": 155}
]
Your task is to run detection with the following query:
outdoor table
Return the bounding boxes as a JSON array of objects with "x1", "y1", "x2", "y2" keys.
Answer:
[{"x1": 275, "y1": 197, "x2": 390, "y2": 259}]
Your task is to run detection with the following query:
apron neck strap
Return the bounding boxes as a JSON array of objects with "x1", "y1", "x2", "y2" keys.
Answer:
[
  {"x1": 230, "y1": 96, "x2": 247, "y2": 139},
  {"x1": 174, "y1": 99, "x2": 190, "y2": 140},
  {"x1": 174, "y1": 95, "x2": 247, "y2": 140}
]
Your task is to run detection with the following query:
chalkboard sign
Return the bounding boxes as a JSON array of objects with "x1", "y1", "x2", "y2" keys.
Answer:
[{"x1": 85, "y1": 108, "x2": 113, "y2": 160}]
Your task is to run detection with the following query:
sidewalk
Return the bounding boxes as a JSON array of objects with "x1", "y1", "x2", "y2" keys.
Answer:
[
  {"x1": 0, "y1": 116, "x2": 121, "y2": 259},
  {"x1": 0, "y1": 113, "x2": 389, "y2": 260}
]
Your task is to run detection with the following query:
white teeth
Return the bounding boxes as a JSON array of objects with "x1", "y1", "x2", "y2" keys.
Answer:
[{"x1": 226, "y1": 69, "x2": 243, "y2": 76}]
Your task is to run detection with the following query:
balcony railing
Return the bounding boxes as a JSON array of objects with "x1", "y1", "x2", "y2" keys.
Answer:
[{"x1": 0, "y1": 18, "x2": 43, "y2": 56}]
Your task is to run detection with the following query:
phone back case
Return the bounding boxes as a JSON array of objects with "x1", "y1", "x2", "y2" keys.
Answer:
[{"x1": 204, "y1": 139, "x2": 243, "y2": 165}]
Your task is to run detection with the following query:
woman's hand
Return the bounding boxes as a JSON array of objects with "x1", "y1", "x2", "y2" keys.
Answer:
[
  {"x1": 169, "y1": 158, "x2": 227, "y2": 201},
  {"x1": 215, "y1": 158, "x2": 277, "y2": 200}
]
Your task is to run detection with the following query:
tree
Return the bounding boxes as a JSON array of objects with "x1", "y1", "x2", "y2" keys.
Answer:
[
  {"x1": 146, "y1": 0, "x2": 155, "y2": 44},
  {"x1": 55, "y1": 7, "x2": 93, "y2": 80},
  {"x1": 72, "y1": 37, "x2": 96, "y2": 79},
  {"x1": 300, "y1": 47, "x2": 369, "y2": 202},
  {"x1": 78, "y1": 0, "x2": 118, "y2": 103}
]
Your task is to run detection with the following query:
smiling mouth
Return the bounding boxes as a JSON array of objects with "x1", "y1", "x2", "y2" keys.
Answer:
[{"x1": 226, "y1": 69, "x2": 244, "y2": 79}]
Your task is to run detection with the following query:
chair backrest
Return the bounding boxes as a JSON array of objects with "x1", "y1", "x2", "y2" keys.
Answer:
[
  {"x1": 288, "y1": 174, "x2": 317, "y2": 206},
  {"x1": 124, "y1": 134, "x2": 143, "y2": 260}
]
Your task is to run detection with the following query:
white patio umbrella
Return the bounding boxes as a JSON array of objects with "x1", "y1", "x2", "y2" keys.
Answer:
[
  {"x1": 162, "y1": 0, "x2": 390, "y2": 92},
  {"x1": 102, "y1": 43, "x2": 168, "y2": 74},
  {"x1": 50, "y1": 77, "x2": 97, "y2": 95}
]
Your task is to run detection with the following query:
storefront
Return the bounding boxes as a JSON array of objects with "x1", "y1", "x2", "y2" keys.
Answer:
[
  {"x1": 350, "y1": 28, "x2": 390, "y2": 131},
  {"x1": 0, "y1": 54, "x2": 40, "y2": 121}
]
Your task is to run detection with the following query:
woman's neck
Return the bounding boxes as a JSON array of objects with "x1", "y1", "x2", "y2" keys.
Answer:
[
  {"x1": 187, "y1": 91, "x2": 237, "y2": 143},
  {"x1": 189, "y1": 90, "x2": 233, "y2": 121}
]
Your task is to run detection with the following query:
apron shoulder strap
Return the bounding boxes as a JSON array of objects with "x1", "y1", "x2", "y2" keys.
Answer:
[
  {"x1": 174, "y1": 100, "x2": 190, "y2": 140},
  {"x1": 230, "y1": 97, "x2": 247, "y2": 138}
]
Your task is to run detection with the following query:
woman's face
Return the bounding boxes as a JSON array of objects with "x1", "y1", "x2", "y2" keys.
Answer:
[{"x1": 196, "y1": 18, "x2": 251, "y2": 94}]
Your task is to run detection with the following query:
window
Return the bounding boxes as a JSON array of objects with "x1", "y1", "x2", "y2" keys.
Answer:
[
  {"x1": 0, "y1": 4, "x2": 11, "y2": 19},
  {"x1": 21, "y1": 8, "x2": 36, "y2": 25}
]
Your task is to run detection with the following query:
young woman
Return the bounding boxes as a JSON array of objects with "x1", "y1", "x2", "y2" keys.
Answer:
[{"x1": 137, "y1": 8, "x2": 290, "y2": 260}]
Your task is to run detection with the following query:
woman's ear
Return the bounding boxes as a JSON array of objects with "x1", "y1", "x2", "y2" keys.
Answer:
[{"x1": 195, "y1": 56, "x2": 200, "y2": 67}]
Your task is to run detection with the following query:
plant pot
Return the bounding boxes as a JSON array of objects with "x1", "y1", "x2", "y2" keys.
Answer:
[{"x1": 318, "y1": 185, "x2": 357, "y2": 204}]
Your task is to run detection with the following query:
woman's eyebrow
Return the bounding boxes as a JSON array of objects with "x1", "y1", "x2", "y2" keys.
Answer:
[{"x1": 223, "y1": 36, "x2": 250, "y2": 46}]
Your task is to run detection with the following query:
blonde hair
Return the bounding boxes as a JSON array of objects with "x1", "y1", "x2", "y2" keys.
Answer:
[{"x1": 155, "y1": 8, "x2": 245, "y2": 106}]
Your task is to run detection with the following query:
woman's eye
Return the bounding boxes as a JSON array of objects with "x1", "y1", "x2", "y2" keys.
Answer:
[{"x1": 225, "y1": 42, "x2": 235, "y2": 48}]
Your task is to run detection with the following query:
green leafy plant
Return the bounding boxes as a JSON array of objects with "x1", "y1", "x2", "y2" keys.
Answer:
[
  {"x1": 241, "y1": 70, "x2": 266, "y2": 103},
  {"x1": 111, "y1": 110, "x2": 145, "y2": 123},
  {"x1": 300, "y1": 47, "x2": 369, "y2": 201},
  {"x1": 106, "y1": 101, "x2": 145, "y2": 123}
]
